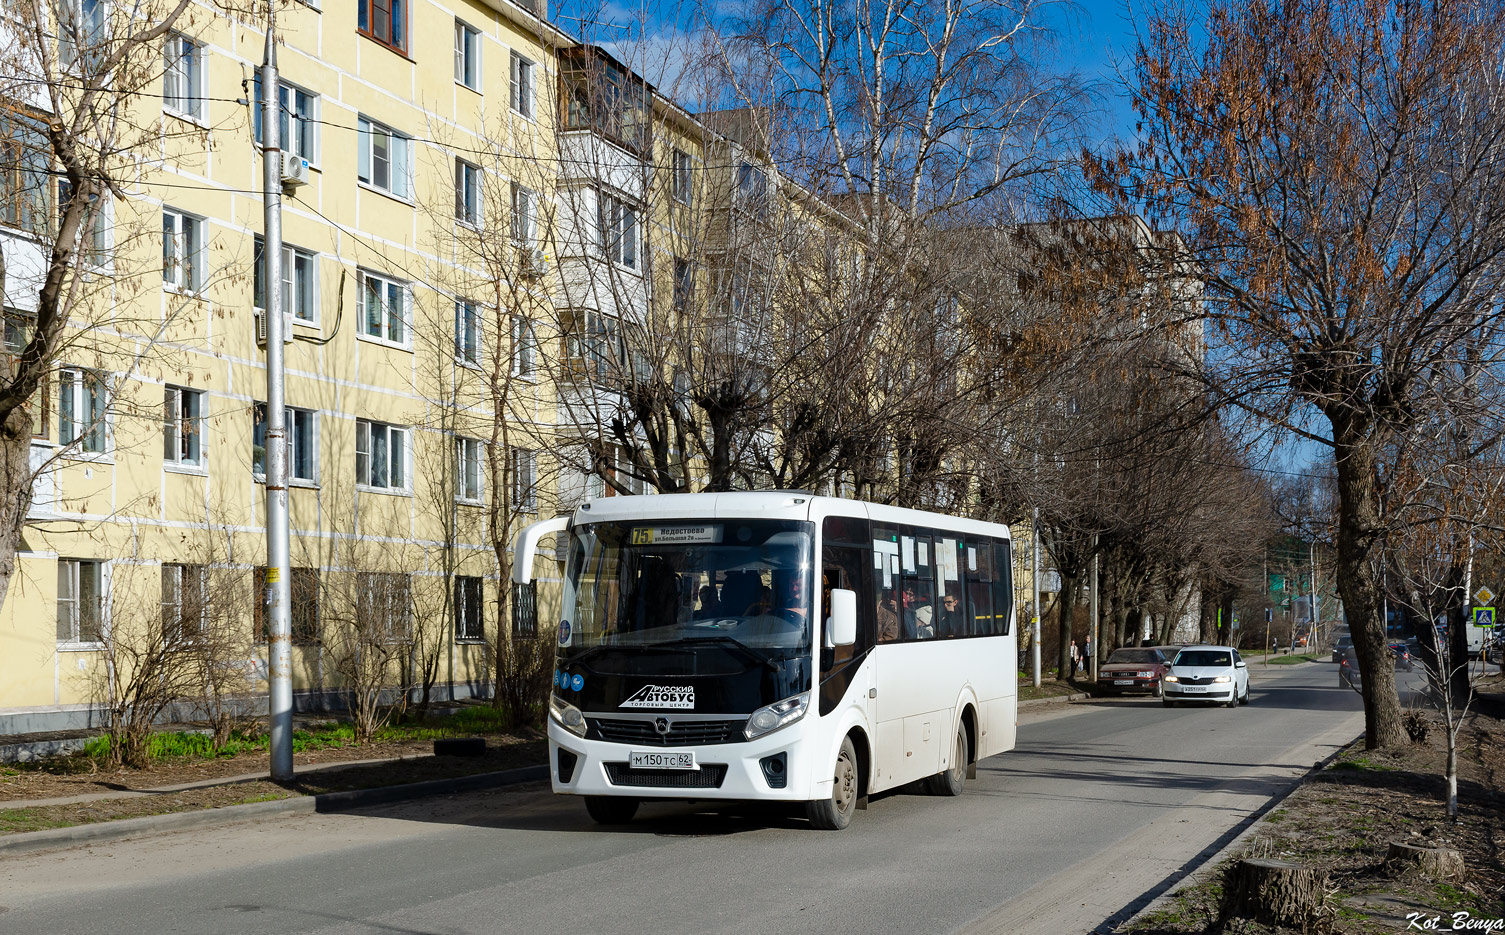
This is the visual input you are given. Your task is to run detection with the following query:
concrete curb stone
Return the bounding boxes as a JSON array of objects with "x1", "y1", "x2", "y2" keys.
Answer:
[{"x1": 0, "y1": 764, "x2": 549, "y2": 858}]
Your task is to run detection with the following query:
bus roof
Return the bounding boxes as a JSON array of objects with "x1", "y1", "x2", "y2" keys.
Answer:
[{"x1": 569, "y1": 492, "x2": 1012, "y2": 540}]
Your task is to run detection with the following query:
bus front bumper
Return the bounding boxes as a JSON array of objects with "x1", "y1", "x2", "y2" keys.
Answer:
[{"x1": 547, "y1": 720, "x2": 818, "y2": 801}]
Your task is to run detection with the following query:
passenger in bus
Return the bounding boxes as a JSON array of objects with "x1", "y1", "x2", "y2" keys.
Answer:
[
  {"x1": 877, "y1": 589, "x2": 900, "y2": 642},
  {"x1": 719, "y1": 571, "x2": 763, "y2": 616},
  {"x1": 772, "y1": 571, "x2": 809, "y2": 623},
  {"x1": 903, "y1": 585, "x2": 933, "y2": 639},
  {"x1": 938, "y1": 593, "x2": 963, "y2": 637},
  {"x1": 693, "y1": 585, "x2": 723, "y2": 619}
]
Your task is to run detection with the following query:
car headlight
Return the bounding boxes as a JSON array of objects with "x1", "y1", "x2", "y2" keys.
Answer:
[
  {"x1": 1213, "y1": 675, "x2": 1231, "y2": 683},
  {"x1": 1139, "y1": 671, "x2": 1155, "y2": 678},
  {"x1": 1163, "y1": 674, "x2": 1180, "y2": 683},
  {"x1": 744, "y1": 692, "x2": 810, "y2": 740},
  {"x1": 549, "y1": 693, "x2": 587, "y2": 737}
]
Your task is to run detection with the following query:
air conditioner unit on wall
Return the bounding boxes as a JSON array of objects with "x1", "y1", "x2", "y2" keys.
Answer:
[
  {"x1": 255, "y1": 309, "x2": 294, "y2": 347},
  {"x1": 281, "y1": 153, "x2": 309, "y2": 188},
  {"x1": 520, "y1": 248, "x2": 549, "y2": 279}
]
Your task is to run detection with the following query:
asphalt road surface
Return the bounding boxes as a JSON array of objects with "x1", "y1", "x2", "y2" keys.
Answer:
[{"x1": 0, "y1": 663, "x2": 1375, "y2": 935}]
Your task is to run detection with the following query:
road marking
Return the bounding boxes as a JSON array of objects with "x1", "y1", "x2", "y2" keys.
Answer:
[{"x1": 956, "y1": 712, "x2": 1364, "y2": 935}]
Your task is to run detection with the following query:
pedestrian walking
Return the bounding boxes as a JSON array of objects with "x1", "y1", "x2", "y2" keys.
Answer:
[{"x1": 1069, "y1": 639, "x2": 1081, "y2": 678}]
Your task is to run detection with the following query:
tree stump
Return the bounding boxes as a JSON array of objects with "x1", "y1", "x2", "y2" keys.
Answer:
[
  {"x1": 1386, "y1": 841, "x2": 1464, "y2": 881},
  {"x1": 1218, "y1": 858, "x2": 1328, "y2": 932}
]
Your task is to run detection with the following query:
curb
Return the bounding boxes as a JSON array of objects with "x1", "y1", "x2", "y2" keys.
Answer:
[
  {"x1": 1018, "y1": 692, "x2": 1091, "y2": 707},
  {"x1": 1102, "y1": 731, "x2": 1361, "y2": 934},
  {"x1": 0, "y1": 763, "x2": 549, "y2": 858}
]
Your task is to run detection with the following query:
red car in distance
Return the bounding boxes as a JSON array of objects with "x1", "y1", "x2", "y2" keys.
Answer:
[{"x1": 1099, "y1": 647, "x2": 1172, "y2": 697}]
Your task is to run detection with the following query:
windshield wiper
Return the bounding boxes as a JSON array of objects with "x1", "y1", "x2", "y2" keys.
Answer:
[{"x1": 653, "y1": 636, "x2": 783, "y2": 672}]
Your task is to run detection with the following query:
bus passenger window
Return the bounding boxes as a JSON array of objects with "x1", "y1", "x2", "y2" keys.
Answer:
[
  {"x1": 937, "y1": 537, "x2": 964, "y2": 638},
  {"x1": 992, "y1": 541, "x2": 1014, "y2": 636},
  {"x1": 966, "y1": 538, "x2": 993, "y2": 636}
]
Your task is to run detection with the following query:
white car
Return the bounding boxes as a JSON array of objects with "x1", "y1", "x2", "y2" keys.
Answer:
[{"x1": 1162, "y1": 645, "x2": 1250, "y2": 707}]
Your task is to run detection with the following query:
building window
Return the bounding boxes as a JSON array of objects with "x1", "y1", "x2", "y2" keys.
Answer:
[
  {"x1": 57, "y1": 558, "x2": 103, "y2": 644},
  {"x1": 562, "y1": 308, "x2": 621, "y2": 383},
  {"x1": 358, "y1": 0, "x2": 405, "y2": 53},
  {"x1": 253, "y1": 77, "x2": 318, "y2": 162},
  {"x1": 454, "y1": 20, "x2": 480, "y2": 90},
  {"x1": 5, "y1": 311, "x2": 47, "y2": 438},
  {"x1": 252, "y1": 402, "x2": 316, "y2": 481},
  {"x1": 510, "y1": 446, "x2": 536, "y2": 513},
  {"x1": 358, "y1": 572, "x2": 411, "y2": 642},
  {"x1": 511, "y1": 581, "x2": 536, "y2": 638},
  {"x1": 455, "y1": 575, "x2": 483, "y2": 641},
  {"x1": 58, "y1": 367, "x2": 107, "y2": 453},
  {"x1": 510, "y1": 315, "x2": 536, "y2": 377},
  {"x1": 510, "y1": 182, "x2": 535, "y2": 245},
  {"x1": 161, "y1": 563, "x2": 205, "y2": 644},
  {"x1": 456, "y1": 436, "x2": 483, "y2": 502},
  {"x1": 254, "y1": 238, "x2": 317, "y2": 323},
  {"x1": 58, "y1": 0, "x2": 106, "y2": 71},
  {"x1": 356, "y1": 418, "x2": 406, "y2": 491},
  {"x1": 673, "y1": 257, "x2": 693, "y2": 311},
  {"x1": 357, "y1": 270, "x2": 408, "y2": 345},
  {"x1": 254, "y1": 565, "x2": 320, "y2": 644},
  {"x1": 736, "y1": 162, "x2": 770, "y2": 217},
  {"x1": 0, "y1": 115, "x2": 51, "y2": 235},
  {"x1": 162, "y1": 35, "x2": 205, "y2": 120},
  {"x1": 56, "y1": 178, "x2": 109, "y2": 265},
  {"x1": 672, "y1": 149, "x2": 693, "y2": 206},
  {"x1": 598, "y1": 192, "x2": 638, "y2": 268},
  {"x1": 357, "y1": 116, "x2": 410, "y2": 199},
  {"x1": 162, "y1": 208, "x2": 203, "y2": 291},
  {"x1": 455, "y1": 159, "x2": 481, "y2": 225},
  {"x1": 509, "y1": 51, "x2": 533, "y2": 118},
  {"x1": 454, "y1": 300, "x2": 480, "y2": 365},
  {"x1": 163, "y1": 385, "x2": 204, "y2": 467}
]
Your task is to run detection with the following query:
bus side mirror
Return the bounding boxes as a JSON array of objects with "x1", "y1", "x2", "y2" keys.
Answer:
[
  {"x1": 512, "y1": 516, "x2": 570, "y2": 584},
  {"x1": 826, "y1": 589, "x2": 857, "y2": 648}
]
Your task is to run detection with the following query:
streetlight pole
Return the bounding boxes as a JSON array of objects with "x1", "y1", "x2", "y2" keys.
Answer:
[
  {"x1": 1031, "y1": 507, "x2": 1041, "y2": 690},
  {"x1": 1088, "y1": 537, "x2": 1098, "y2": 682},
  {"x1": 261, "y1": 4, "x2": 293, "y2": 783}
]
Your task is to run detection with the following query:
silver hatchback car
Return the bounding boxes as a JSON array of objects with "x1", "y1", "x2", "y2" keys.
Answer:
[{"x1": 1162, "y1": 645, "x2": 1251, "y2": 707}]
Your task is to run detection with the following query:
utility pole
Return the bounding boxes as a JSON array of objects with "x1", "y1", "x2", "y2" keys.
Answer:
[
  {"x1": 1088, "y1": 537, "x2": 1098, "y2": 682},
  {"x1": 261, "y1": 4, "x2": 293, "y2": 783},
  {"x1": 1031, "y1": 507, "x2": 1041, "y2": 690},
  {"x1": 1309, "y1": 540, "x2": 1320, "y2": 651}
]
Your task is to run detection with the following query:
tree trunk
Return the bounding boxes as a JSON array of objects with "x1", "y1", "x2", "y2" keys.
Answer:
[
  {"x1": 1057, "y1": 573, "x2": 1077, "y2": 679},
  {"x1": 1386, "y1": 842, "x2": 1464, "y2": 881},
  {"x1": 1218, "y1": 858, "x2": 1328, "y2": 931},
  {"x1": 1330, "y1": 427, "x2": 1408, "y2": 749},
  {"x1": 0, "y1": 419, "x2": 35, "y2": 614}
]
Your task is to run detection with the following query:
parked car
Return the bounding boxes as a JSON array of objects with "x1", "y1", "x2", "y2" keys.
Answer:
[
  {"x1": 1389, "y1": 641, "x2": 1414, "y2": 672},
  {"x1": 1162, "y1": 645, "x2": 1251, "y2": 707},
  {"x1": 1338, "y1": 645, "x2": 1362, "y2": 690},
  {"x1": 1099, "y1": 648, "x2": 1171, "y2": 696},
  {"x1": 1331, "y1": 635, "x2": 1354, "y2": 664}
]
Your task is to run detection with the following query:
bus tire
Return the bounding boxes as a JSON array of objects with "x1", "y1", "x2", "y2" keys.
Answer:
[
  {"x1": 925, "y1": 723, "x2": 969, "y2": 797},
  {"x1": 805, "y1": 736, "x2": 859, "y2": 830},
  {"x1": 584, "y1": 796, "x2": 639, "y2": 825}
]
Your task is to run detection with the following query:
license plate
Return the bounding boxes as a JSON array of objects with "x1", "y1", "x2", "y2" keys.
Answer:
[
  {"x1": 629, "y1": 750, "x2": 698, "y2": 770},
  {"x1": 1113, "y1": 680, "x2": 1134, "y2": 686},
  {"x1": 1184, "y1": 685, "x2": 1207, "y2": 692}
]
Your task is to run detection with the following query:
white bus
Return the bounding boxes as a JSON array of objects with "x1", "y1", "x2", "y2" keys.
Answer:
[{"x1": 513, "y1": 491, "x2": 1018, "y2": 830}]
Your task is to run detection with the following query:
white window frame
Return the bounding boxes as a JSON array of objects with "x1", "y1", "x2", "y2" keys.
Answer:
[
  {"x1": 162, "y1": 208, "x2": 204, "y2": 292},
  {"x1": 357, "y1": 116, "x2": 411, "y2": 200},
  {"x1": 455, "y1": 159, "x2": 481, "y2": 226},
  {"x1": 58, "y1": 0, "x2": 106, "y2": 72},
  {"x1": 58, "y1": 366, "x2": 108, "y2": 456},
  {"x1": 598, "y1": 191, "x2": 639, "y2": 270},
  {"x1": 254, "y1": 76, "x2": 320, "y2": 165},
  {"x1": 454, "y1": 20, "x2": 481, "y2": 91},
  {"x1": 672, "y1": 149, "x2": 693, "y2": 206},
  {"x1": 454, "y1": 300, "x2": 480, "y2": 366},
  {"x1": 163, "y1": 384, "x2": 205, "y2": 469},
  {"x1": 510, "y1": 182, "x2": 535, "y2": 245},
  {"x1": 253, "y1": 402, "x2": 317, "y2": 483},
  {"x1": 161, "y1": 562, "x2": 206, "y2": 645},
  {"x1": 510, "y1": 51, "x2": 534, "y2": 119},
  {"x1": 454, "y1": 575, "x2": 484, "y2": 642},
  {"x1": 57, "y1": 558, "x2": 105, "y2": 648},
  {"x1": 162, "y1": 34, "x2": 206, "y2": 121},
  {"x1": 356, "y1": 418, "x2": 408, "y2": 493},
  {"x1": 357, "y1": 269, "x2": 410, "y2": 347},
  {"x1": 255, "y1": 238, "x2": 318, "y2": 324},
  {"x1": 456, "y1": 436, "x2": 483, "y2": 503},
  {"x1": 510, "y1": 315, "x2": 536, "y2": 378},
  {"x1": 511, "y1": 446, "x2": 537, "y2": 513}
]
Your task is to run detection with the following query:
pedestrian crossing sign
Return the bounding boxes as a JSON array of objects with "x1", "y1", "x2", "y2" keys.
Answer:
[{"x1": 1474, "y1": 607, "x2": 1496, "y2": 628}]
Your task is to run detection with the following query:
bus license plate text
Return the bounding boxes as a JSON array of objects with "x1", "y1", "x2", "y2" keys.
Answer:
[{"x1": 630, "y1": 751, "x2": 698, "y2": 770}]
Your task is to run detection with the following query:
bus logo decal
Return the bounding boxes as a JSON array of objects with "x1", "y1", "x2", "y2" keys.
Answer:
[{"x1": 620, "y1": 685, "x2": 695, "y2": 710}]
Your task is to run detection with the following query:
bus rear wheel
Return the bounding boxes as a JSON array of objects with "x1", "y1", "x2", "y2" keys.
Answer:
[
  {"x1": 925, "y1": 723, "x2": 968, "y2": 796},
  {"x1": 584, "y1": 796, "x2": 639, "y2": 825},
  {"x1": 805, "y1": 736, "x2": 859, "y2": 830}
]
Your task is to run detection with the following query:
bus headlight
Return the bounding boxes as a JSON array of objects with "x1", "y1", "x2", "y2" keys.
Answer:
[
  {"x1": 550, "y1": 694, "x2": 587, "y2": 737},
  {"x1": 744, "y1": 692, "x2": 810, "y2": 740}
]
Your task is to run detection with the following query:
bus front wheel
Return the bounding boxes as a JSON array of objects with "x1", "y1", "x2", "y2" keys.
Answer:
[
  {"x1": 805, "y1": 737, "x2": 859, "y2": 830},
  {"x1": 584, "y1": 796, "x2": 639, "y2": 824},
  {"x1": 925, "y1": 723, "x2": 968, "y2": 796}
]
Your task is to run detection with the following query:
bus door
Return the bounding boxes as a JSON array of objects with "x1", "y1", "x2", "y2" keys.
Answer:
[{"x1": 819, "y1": 516, "x2": 876, "y2": 729}]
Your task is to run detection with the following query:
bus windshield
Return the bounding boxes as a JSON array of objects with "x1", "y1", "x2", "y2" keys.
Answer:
[{"x1": 560, "y1": 519, "x2": 815, "y2": 658}]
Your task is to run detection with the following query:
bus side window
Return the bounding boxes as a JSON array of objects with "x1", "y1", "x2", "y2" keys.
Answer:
[
  {"x1": 966, "y1": 537, "x2": 993, "y2": 636},
  {"x1": 937, "y1": 536, "x2": 964, "y2": 638},
  {"x1": 992, "y1": 540, "x2": 1014, "y2": 636}
]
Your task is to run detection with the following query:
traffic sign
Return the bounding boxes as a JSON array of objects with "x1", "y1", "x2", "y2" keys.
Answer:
[
  {"x1": 1475, "y1": 586, "x2": 1495, "y2": 606},
  {"x1": 1474, "y1": 607, "x2": 1496, "y2": 628}
]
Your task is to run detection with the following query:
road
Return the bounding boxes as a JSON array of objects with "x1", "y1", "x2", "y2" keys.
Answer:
[{"x1": 0, "y1": 663, "x2": 1368, "y2": 935}]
